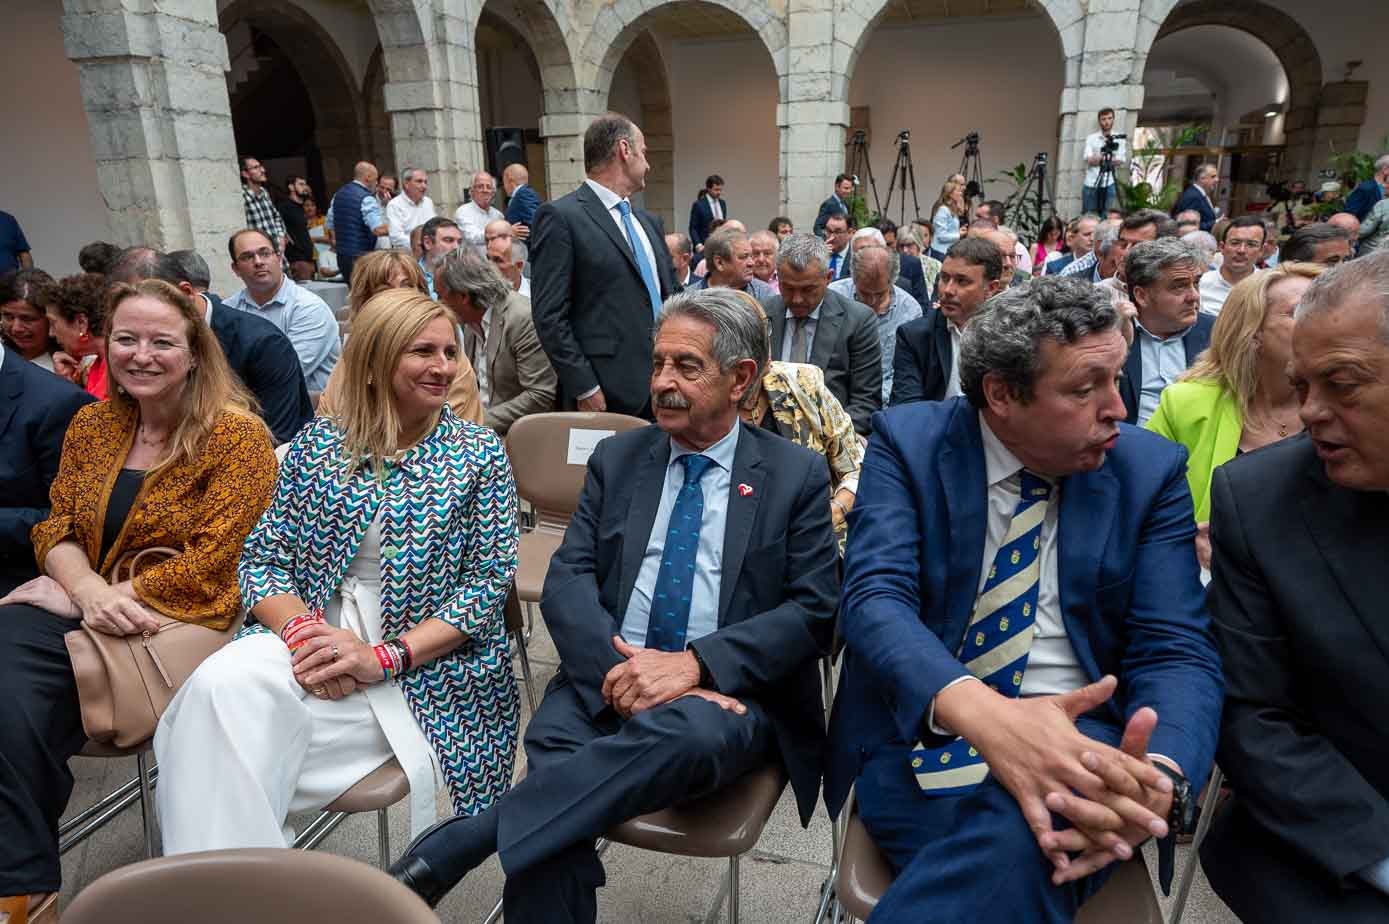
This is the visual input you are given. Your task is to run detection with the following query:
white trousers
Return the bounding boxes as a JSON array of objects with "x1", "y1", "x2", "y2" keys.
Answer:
[{"x1": 154, "y1": 632, "x2": 396, "y2": 854}]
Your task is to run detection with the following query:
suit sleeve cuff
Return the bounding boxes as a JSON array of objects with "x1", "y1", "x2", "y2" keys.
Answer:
[
  {"x1": 927, "y1": 675, "x2": 981, "y2": 736},
  {"x1": 576, "y1": 385, "x2": 600, "y2": 401}
]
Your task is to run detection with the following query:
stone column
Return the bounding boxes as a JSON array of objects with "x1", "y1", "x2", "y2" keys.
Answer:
[
  {"x1": 61, "y1": 0, "x2": 243, "y2": 294},
  {"x1": 1305, "y1": 82, "x2": 1367, "y2": 185},
  {"x1": 780, "y1": 0, "x2": 853, "y2": 232},
  {"x1": 539, "y1": 112, "x2": 591, "y2": 202},
  {"x1": 1054, "y1": 1, "x2": 1147, "y2": 217},
  {"x1": 375, "y1": 1, "x2": 485, "y2": 215}
]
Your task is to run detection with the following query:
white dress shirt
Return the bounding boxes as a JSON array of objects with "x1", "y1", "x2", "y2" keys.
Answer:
[
  {"x1": 518, "y1": 276, "x2": 531, "y2": 299},
  {"x1": 1083, "y1": 131, "x2": 1127, "y2": 188},
  {"x1": 944, "y1": 320, "x2": 965, "y2": 399},
  {"x1": 1198, "y1": 267, "x2": 1256, "y2": 317},
  {"x1": 467, "y1": 305, "x2": 493, "y2": 408},
  {"x1": 454, "y1": 200, "x2": 505, "y2": 256},
  {"x1": 620, "y1": 421, "x2": 740, "y2": 648},
  {"x1": 386, "y1": 194, "x2": 437, "y2": 250},
  {"x1": 583, "y1": 179, "x2": 659, "y2": 280}
]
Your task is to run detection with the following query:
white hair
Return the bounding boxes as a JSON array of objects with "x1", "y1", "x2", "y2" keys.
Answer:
[{"x1": 851, "y1": 228, "x2": 886, "y2": 247}]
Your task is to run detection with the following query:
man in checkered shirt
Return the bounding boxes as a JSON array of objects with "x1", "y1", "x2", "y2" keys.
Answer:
[{"x1": 240, "y1": 156, "x2": 287, "y2": 254}]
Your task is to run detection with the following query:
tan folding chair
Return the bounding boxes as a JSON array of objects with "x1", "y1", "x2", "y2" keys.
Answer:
[
  {"x1": 61, "y1": 848, "x2": 437, "y2": 924},
  {"x1": 293, "y1": 757, "x2": 409, "y2": 869},
  {"x1": 830, "y1": 795, "x2": 1164, "y2": 923},
  {"x1": 505, "y1": 412, "x2": 649, "y2": 611},
  {"x1": 59, "y1": 741, "x2": 157, "y2": 859}
]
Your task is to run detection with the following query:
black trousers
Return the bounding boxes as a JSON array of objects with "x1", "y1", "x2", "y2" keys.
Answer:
[
  {"x1": 498, "y1": 673, "x2": 777, "y2": 924},
  {"x1": 0, "y1": 603, "x2": 88, "y2": 895}
]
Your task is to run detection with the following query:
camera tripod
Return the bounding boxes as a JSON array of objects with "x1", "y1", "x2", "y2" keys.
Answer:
[
  {"x1": 1092, "y1": 135, "x2": 1123, "y2": 214},
  {"x1": 883, "y1": 130, "x2": 922, "y2": 226},
  {"x1": 1014, "y1": 151, "x2": 1055, "y2": 243},
  {"x1": 845, "y1": 130, "x2": 884, "y2": 218},
  {"x1": 952, "y1": 131, "x2": 986, "y2": 206}
]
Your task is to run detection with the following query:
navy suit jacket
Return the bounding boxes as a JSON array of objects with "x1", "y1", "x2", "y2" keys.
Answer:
[
  {"x1": 506, "y1": 183, "x2": 541, "y2": 227},
  {"x1": 0, "y1": 345, "x2": 94, "y2": 589},
  {"x1": 1119, "y1": 312, "x2": 1214, "y2": 425},
  {"x1": 531, "y1": 183, "x2": 677, "y2": 417},
  {"x1": 889, "y1": 309, "x2": 950, "y2": 405},
  {"x1": 895, "y1": 253, "x2": 929, "y2": 308},
  {"x1": 687, "y1": 195, "x2": 729, "y2": 251},
  {"x1": 824, "y1": 399, "x2": 1223, "y2": 817},
  {"x1": 207, "y1": 292, "x2": 314, "y2": 445},
  {"x1": 815, "y1": 195, "x2": 848, "y2": 237},
  {"x1": 1344, "y1": 178, "x2": 1383, "y2": 223},
  {"x1": 1173, "y1": 186, "x2": 1217, "y2": 232},
  {"x1": 542, "y1": 422, "x2": 841, "y2": 824}
]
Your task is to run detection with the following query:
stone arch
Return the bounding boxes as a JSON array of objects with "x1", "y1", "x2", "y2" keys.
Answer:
[
  {"x1": 1150, "y1": 0, "x2": 1324, "y2": 180},
  {"x1": 611, "y1": 31, "x2": 675, "y2": 227},
  {"x1": 218, "y1": 0, "x2": 369, "y2": 194},
  {"x1": 363, "y1": 46, "x2": 393, "y2": 177},
  {"x1": 470, "y1": 0, "x2": 579, "y2": 118},
  {"x1": 581, "y1": 0, "x2": 788, "y2": 104}
]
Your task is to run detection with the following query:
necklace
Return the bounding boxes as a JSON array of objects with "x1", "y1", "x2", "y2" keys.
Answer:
[{"x1": 137, "y1": 424, "x2": 168, "y2": 448}]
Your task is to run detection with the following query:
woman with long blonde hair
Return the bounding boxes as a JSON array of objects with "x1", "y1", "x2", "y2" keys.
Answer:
[
  {"x1": 1147, "y1": 261, "x2": 1324, "y2": 567},
  {"x1": 155, "y1": 288, "x2": 520, "y2": 854},
  {"x1": 928, "y1": 178, "x2": 966, "y2": 262},
  {"x1": 0, "y1": 280, "x2": 277, "y2": 919}
]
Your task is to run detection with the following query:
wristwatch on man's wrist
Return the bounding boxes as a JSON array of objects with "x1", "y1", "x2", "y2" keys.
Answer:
[{"x1": 1152, "y1": 761, "x2": 1196, "y2": 837}]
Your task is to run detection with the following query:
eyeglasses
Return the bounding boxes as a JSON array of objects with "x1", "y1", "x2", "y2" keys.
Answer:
[
  {"x1": 1224, "y1": 239, "x2": 1264, "y2": 251},
  {"x1": 235, "y1": 248, "x2": 279, "y2": 264}
]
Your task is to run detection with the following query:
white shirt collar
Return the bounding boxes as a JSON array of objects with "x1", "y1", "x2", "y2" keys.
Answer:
[
  {"x1": 585, "y1": 178, "x2": 627, "y2": 213},
  {"x1": 979, "y1": 413, "x2": 1025, "y2": 489},
  {"x1": 202, "y1": 292, "x2": 214, "y2": 325},
  {"x1": 669, "y1": 418, "x2": 741, "y2": 473}
]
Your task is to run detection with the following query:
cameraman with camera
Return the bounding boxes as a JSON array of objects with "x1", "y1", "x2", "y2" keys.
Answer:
[{"x1": 1082, "y1": 108, "x2": 1127, "y2": 214}]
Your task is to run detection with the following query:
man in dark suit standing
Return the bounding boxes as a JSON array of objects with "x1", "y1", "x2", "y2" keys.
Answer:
[
  {"x1": 891, "y1": 237, "x2": 1004, "y2": 405},
  {"x1": 108, "y1": 247, "x2": 314, "y2": 445},
  {"x1": 814, "y1": 173, "x2": 854, "y2": 238},
  {"x1": 502, "y1": 163, "x2": 541, "y2": 238},
  {"x1": 389, "y1": 287, "x2": 840, "y2": 919},
  {"x1": 1120, "y1": 239, "x2": 1215, "y2": 425},
  {"x1": 687, "y1": 174, "x2": 727, "y2": 254},
  {"x1": 1200, "y1": 252, "x2": 1389, "y2": 923},
  {"x1": 763, "y1": 233, "x2": 882, "y2": 434},
  {"x1": 827, "y1": 277, "x2": 1222, "y2": 921},
  {"x1": 0, "y1": 344, "x2": 93, "y2": 594},
  {"x1": 1172, "y1": 164, "x2": 1220, "y2": 232},
  {"x1": 531, "y1": 113, "x2": 677, "y2": 418}
]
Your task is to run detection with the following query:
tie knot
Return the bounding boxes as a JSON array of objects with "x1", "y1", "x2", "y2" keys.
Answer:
[
  {"x1": 616, "y1": 200, "x2": 632, "y2": 217},
  {"x1": 1020, "y1": 470, "x2": 1053, "y2": 502},
  {"x1": 680, "y1": 453, "x2": 716, "y2": 484}
]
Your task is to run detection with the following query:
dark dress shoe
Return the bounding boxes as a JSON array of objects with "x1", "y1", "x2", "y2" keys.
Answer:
[{"x1": 389, "y1": 854, "x2": 451, "y2": 908}]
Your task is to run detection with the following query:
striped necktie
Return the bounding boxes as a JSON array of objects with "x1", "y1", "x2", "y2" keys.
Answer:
[{"x1": 911, "y1": 470, "x2": 1053, "y2": 795}]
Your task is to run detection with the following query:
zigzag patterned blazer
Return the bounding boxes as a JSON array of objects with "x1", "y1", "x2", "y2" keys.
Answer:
[{"x1": 238, "y1": 408, "x2": 520, "y2": 816}]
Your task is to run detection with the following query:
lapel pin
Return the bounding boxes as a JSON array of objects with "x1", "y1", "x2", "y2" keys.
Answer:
[{"x1": 738, "y1": 483, "x2": 754, "y2": 497}]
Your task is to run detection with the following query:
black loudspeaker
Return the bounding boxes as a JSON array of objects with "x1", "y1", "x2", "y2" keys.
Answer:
[{"x1": 486, "y1": 127, "x2": 527, "y2": 179}]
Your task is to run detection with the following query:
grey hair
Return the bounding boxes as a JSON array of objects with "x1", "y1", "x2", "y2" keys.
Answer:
[
  {"x1": 1124, "y1": 238, "x2": 1203, "y2": 294},
  {"x1": 511, "y1": 240, "x2": 528, "y2": 264},
  {"x1": 1195, "y1": 163, "x2": 1219, "y2": 179},
  {"x1": 1376, "y1": 154, "x2": 1389, "y2": 174},
  {"x1": 167, "y1": 249, "x2": 212, "y2": 290},
  {"x1": 776, "y1": 232, "x2": 830, "y2": 274},
  {"x1": 852, "y1": 243, "x2": 900, "y2": 283},
  {"x1": 704, "y1": 226, "x2": 748, "y2": 270},
  {"x1": 1094, "y1": 220, "x2": 1123, "y2": 257},
  {"x1": 1281, "y1": 222, "x2": 1353, "y2": 263},
  {"x1": 656, "y1": 287, "x2": 768, "y2": 378},
  {"x1": 1295, "y1": 250, "x2": 1389, "y2": 343},
  {"x1": 897, "y1": 226, "x2": 924, "y2": 249},
  {"x1": 959, "y1": 276, "x2": 1122, "y2": 407},
  {"x1": 666, "y1": 231, "x2": 693, "y2": 257},
  {"x1": 436, "y1": 249, "x2": 512, "y2": 313},
  {"x1": 851, "y1": 228, "x2": 886, "y2": 247},
  {"x1": 401, "y1": 166, "x2": 426, "y2": 183}
]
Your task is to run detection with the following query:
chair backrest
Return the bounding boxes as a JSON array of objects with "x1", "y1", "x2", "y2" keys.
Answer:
[
  {"x1": 61, "y1": 848, "x2": 438, "y2": 924},
  {"x1": 503, "y1": 584, "x2": 524, "y2": 635},
  {"x1": 505, "y1": 412, "x2": 649, "y2": 527}
]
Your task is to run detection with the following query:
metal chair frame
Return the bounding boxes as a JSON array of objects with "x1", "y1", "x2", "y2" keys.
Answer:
[{"x1": 59, "y1": 748, "x2": 158, "y2": 859}]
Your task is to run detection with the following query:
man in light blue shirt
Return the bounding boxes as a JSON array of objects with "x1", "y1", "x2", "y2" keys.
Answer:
[
  {"x1": 417, "y1": 217, "x2": 463, "y2": 299},
  {"x1": 1120, "y1": 238, "x2": 1214, "y2": 425},
  {"x1": 830, "y1": 238, "x2": 923, "y2": 402},
  {"x1": 227, "y1": 228, "x2": 341, "y2": 392}
]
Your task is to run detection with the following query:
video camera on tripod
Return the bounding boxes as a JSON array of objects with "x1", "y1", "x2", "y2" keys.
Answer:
[{"x1": 1101, "y1": 133, "x2": 1127, "y2": 155}]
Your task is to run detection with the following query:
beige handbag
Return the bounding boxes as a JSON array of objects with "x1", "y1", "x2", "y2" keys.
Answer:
[{"x1": 64, "y1": 547, "x2": 242, "y2": 748}]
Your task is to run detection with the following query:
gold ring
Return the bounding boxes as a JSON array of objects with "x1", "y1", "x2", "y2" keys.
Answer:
[
  {"x1": 313, "y1": 687, "x2": 325, "y2": 696},
  {"x1": 331, "y1": 644, "x2": 340, "y2": 660}
]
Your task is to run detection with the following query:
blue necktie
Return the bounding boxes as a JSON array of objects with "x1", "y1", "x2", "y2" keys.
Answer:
[
  {"x1": 646, "y1": 453, "x2": 716, "y2": 652},
  {"x1": 911, "y1": 470, "x2": 1053, "y2": 795},
  {"x1": 829, "y1": 252, "x2": 840, "y2": 278},
  {"x1": 617, "y1": 200, "x2": 662, "y2": 319}
]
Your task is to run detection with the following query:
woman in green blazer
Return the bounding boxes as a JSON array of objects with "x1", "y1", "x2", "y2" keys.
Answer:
[{"x1": 1147, "y1": 262, "x2": 1324, "y2": 567}]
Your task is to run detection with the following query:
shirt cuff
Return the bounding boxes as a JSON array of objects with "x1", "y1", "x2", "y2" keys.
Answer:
[
  {"x1": 1358, "y1": 857, "x2": 1389, "y2": 896},
  {"x1": 576, "y1": 385, "x2": 600, "y2": 401},
  {"x1": 927, "y1": 675, "x2": 981, "y2": 736}
]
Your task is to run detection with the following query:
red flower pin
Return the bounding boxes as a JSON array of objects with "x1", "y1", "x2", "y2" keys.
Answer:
[{"x1": 738, "y1": 483, "x2": 754, "y2": 497}]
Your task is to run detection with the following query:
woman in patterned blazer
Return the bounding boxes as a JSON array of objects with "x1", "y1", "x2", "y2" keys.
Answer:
[{"x1": 155, "y1": 288, "x2": 520, "y2": 851}]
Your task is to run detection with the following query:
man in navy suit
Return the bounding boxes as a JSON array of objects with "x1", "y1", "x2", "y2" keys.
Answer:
[
  {"x1": 1172, "y1": 164, "x2": 1220, "y2": 232},
  {"x1": 827, "y1": 276, "x2": 1222, "y2": 922},
  {"x1": 531, "y1": 113, "x2": 678, "y2": 418},
  {"x1": 687, "y1": 174, "x2": 728, "y2": 254},
  {"x1": 0, "y1": 344, "x2": 93, "y2": 594},
  {"x1": 1121, "y1": 238, "x2": 1215, "y2": 425},
  {"x1": 390, "y1": 287, "x2": 840, "y2": 920},
  {"x1": 814, "y1": 174, "x2": 854, "y2": 238},
  {"x1": 503, "y1": 163, "x2": 541, "y2": 235}
]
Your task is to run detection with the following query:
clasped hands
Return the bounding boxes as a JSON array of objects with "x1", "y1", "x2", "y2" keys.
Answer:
[
  {"x1": 939, "y1": 674, "x2": 1175, "y2": 885},
  {"x1": 0, "y1": 574, "x2": 160, "y2": 636},
  {"x1": 288, "y1": 623, "x2": 384, "y2": 701},
  {"x1": 601, "y1": 636, "x2": 746, "y2": 719}
]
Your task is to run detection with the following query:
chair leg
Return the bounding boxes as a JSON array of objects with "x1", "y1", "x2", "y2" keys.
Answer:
[
  {"x1": 377, "y1": 807, "x2": 391, "y2": 869},
  {"x1": 137, "y1": 750, "x2": 157, "y2": 858},
  {"x1": 483, "y1": 896, "x2": 504, "y2": 924},
  {"x1": 1169, "y1": 765, "x2": 1225, "y2": 924},
  {"x1": 523, "y1": 602, "x2": 535, "y2": 643},
  {"x1": 727, "y1": 853, "x2": 740, "y2": 924},
  {"x1": 515, "y1": 629, "x2": 538, "y2": 713}
]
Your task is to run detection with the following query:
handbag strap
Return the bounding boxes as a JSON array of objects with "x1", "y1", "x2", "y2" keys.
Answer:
[{"x1": 109, "y1": 546, "x2": 179, "y2": 585}]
